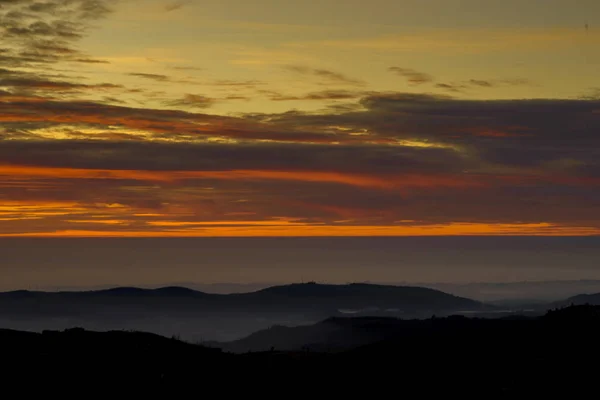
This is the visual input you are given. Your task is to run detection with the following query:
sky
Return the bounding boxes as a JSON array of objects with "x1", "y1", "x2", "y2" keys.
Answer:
[
  {"x1": 1, "y1": 0, "x2": 600, "y2": 237},
  {"x1": 3, "y1": 237, "x2": 600, "y2": 290}
]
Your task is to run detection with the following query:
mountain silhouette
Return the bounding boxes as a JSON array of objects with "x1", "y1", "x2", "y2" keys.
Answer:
[
  {"x1": 0, "y1": 283, "x2": 483, "y2": 335},
  {"x1": 2, "y1": 305, "x2": 600, "y2": 396},
  {"x1": 227, "y1": 282, "x2": 483, "y2": 311},
  {"x1": 0, "y1": 282, "x2": 487, "y2": 342},
  {"x1": 555, "y1": 292, "x2": 600, "y2": 307},
  {"x1": 206, "y1": 316, "x2": 412, "y2": 353},
  {"x1": 210, "y1": 303, "x2": 600, "y2": 354}
]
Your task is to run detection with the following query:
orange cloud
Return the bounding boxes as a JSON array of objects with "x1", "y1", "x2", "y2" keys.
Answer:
[
  {"x1": 0, "y1": 201, "x2": 87, "y2": 213},
  {"x1": 65, "y1": 219, "x2": 130, "y2": 225},
  {"x1": 0, "y1": 105, "x2": 363, "y2": 144},
  {"x1": 1, "y1": 222, "x2": 598, "y2": 237},
  {"x1": 0, "y1": 165, "x2": 485, "y2": 189},
  {"x1": 146, "y1": 220, "x2": 321, "y2": 227}
]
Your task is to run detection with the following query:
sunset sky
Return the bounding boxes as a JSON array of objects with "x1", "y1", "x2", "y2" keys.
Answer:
[{"x1": 1, "y1": 0, "x2": 600, "y2": 237}]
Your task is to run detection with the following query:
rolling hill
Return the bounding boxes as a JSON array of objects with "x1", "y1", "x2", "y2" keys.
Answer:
[
  {"x1": 0, "y1": 282, "x2": 484, "y2": 341},
  {"x1": 554, "y1": 292, "x2": 600, "y2": 307}
]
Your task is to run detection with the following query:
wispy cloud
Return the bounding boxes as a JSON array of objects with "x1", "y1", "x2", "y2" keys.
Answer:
[
  {"x1": 170, "y1": 65, "x2": 204, "y2": 72},
  {"x1": 282, "y1": 65, "x2": 365, "y2": 86},
  {"x1": 434, "y1": 78, "x2": 532, "y2": 93},
  {"x1": 386, "y1": 66, "x2": 531, "y2": 92},
  {"x1": 289, "y1": 28, "x2": 600, "y2": 54},
  {"x1": 164, "y1": 94, "x2": 216, "y2": 109},
  {"x1": 388, "y1": 67, "x2": 434, "y2": 85},
  {"x1": 164, "y1": 1, "x2": 188, "y2": 12},
  {"x1": 264, "y1": 89, "x2": 365, "y2": 101},
  {"x1": 0, "y1": 67, "x2": 122, "y2": 97},
  {"x1": 0, "y1": 0, "x2": 117, "y2": 67},
  {"x1": 128, "y1": 73, "x2": 171, "y2": 82}
]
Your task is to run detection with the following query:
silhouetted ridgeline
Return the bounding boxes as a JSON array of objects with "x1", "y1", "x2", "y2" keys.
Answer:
[
  {"x1": 0, "y1": 282, "x2": 481, "y2": 311},
  {"x1": 0, "y1": 282, "x2": 486, "y2": 341},
  {"x1": 554, "y1": 292, "x2": 600, "y2": 307},
  {"x1": 1, "y1": 305, "x2": 599, "y2": 396},
  {"x1": 205, "y1": 303, "x2": 600, "y2": 353}
]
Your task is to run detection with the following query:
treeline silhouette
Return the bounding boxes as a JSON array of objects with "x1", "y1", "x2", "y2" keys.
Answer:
[{"x1": 2, "y1": 304, "x2": 599, "y2": 396}]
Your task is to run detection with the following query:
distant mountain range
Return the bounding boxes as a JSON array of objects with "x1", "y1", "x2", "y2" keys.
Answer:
[
  {"x1": 423, "y1": 279, "x2": 600, "y2": 302},
  {"x1": 3, "y1": 281, "x2": 600, "y2": 342},
  {"x1": 27, "y1": 279, "x2": 600, "y2": 302},
  {"x1": 0, "y1": 282, "x2": 484, "y2": 341},
  {"x1": 0, "y1": 282, "x2": 483, "y2": 313}
]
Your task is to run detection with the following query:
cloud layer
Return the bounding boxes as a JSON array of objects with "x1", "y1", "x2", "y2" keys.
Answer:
[
  {"x1": 1, "y1": 1, "x2": 599, "y2": 236},
  {"x1": 2, "y1": 90, "x2": 600, "y2": 235}
]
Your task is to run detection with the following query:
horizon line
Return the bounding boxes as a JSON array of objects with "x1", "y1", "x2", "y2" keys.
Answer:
[
  {"x1": 1, "y1": 235, "x2": 599, "y2": 239},
  {"x1": 6, "y1": 278, "x2": 600, "y2": 293}
]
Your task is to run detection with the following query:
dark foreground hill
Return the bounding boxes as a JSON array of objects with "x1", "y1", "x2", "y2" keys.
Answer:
[
  {"x1": 205, "y1": 302, "x2": 600, "y2": 353},
  {"x1": 1, "y1": 305, "x2": 600, "y2": 397},
  {"x1": 206, "y1": 316, "x2": 413, "y2": 353},
  {"x1": 0, "y1": 282, "x2": 484, "y2": 341}
]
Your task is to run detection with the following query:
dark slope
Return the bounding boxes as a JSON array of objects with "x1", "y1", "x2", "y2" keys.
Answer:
[
  {"x1": 555, "y1": 292, "x2": 600, "y2": 307},
  {"x1": 0, "y1": 327, "x2": 234, "y2": 387},
  {"x1": 210, "y1": 303, "x2": 600, "y2": 354},
  {"x1": 2, "y1": 306, "x2": 600, "y2": 397},
  {"x1": 209, "y1": 316, "x2": 415, "y2": 353},
  {"x1": 0, "y1": 326, "x2": 222, "y2": 356}
]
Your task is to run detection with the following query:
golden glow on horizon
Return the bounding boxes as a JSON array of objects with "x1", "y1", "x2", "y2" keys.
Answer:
[{"x1": 1, "y1": 222, "x2": 599, "y2": 238}]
